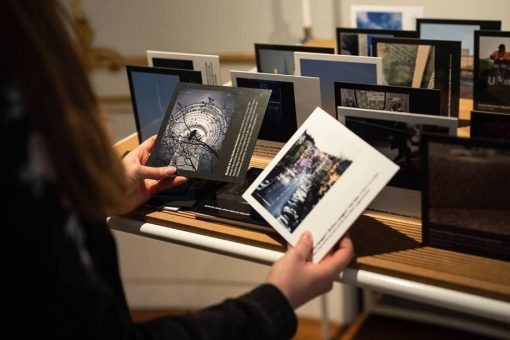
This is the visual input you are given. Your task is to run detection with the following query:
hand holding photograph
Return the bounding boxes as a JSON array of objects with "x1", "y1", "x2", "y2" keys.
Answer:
[
  {"x1": 147, "y1": 83, "x2": 271, "y2": 183},
  {"x1": 243, "y1": 107, "x2": 399, "y2": 263}
]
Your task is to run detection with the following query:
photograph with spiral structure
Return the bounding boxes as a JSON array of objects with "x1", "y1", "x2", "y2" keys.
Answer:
[
  {"x1": 252, "y1": 131, "x2": 353, "y2": 233},
  {"x1": 156, "y1": 89, "x2": 234, "y2": 173}
]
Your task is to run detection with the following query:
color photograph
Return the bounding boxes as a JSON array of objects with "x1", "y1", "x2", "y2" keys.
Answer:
[
  {"x1": 376, "y1": 43, "x2": 435, "y2": 88},
  {"x1": 475, "y1": 34, "x2": 510, "y2": 112},
  {"x1": 252, "y1": 128, "x2": 354, "y2": 233}
]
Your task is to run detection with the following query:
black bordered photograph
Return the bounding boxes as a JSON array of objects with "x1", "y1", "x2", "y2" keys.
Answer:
[
  {"x1": 421, "y1": 134, "x2": 510, "y2": 261},
  {"x1": 146, "y1": 50, "x2": 221, "y2": 85},
  {"x1": 417, "y1": 19, "x2": 501, "y2": 99},
  {"x1": 474, "y1": 30, "x2": 510, "y2": 113},
  {"x1": 254, "y1": 43, "x2": 334, "y2": 75},
  {"x1": 470, "y1": 110, "x2": 510, "y2": 141},
  {"x1": 147, "y1": 83, "x2": 270, "y2": 183},
  {"x1": 372, "y1": 37, "x2": 461, "y2": 117},
  {"x1": 337, "y1": 107, "x2": 457, "y2": 217},
  {"x1": 334, "y1": 81, "x2": 441, "y2": 117},
  {"x1": 243, "y1": 107, "x2": 399, "y2": 263},
  {"x1": 192, "y1": 167, "x2": 274, "y2": 232},
  {"x1": 336, "y1": 27, "x2": 417, "y2": 56},
  {"x1": 126, "y1": 65, "x2": 202, "y2": 143},
  {"x1": 230, "y1": 70, "x2": 321, "y2": 157}
]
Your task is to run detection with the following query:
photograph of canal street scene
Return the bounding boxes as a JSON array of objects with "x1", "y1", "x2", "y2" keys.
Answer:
[{"x1": 252, "y1": 129, "x2": 355, "y2": 233}]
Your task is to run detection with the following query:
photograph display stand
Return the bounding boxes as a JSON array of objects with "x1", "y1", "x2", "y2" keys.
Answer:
[{"x1": 147, "y1": 50, "x2": 221, "y2": 85}]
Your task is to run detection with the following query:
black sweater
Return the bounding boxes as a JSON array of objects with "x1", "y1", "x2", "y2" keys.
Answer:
[{"x1": 0, "y1": 82, "x2": 297, "y2": 339}]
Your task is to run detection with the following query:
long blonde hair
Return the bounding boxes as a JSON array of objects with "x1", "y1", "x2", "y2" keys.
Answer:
[{"x1": 2, "y1": 1, "x2": 126, "y2": 220}]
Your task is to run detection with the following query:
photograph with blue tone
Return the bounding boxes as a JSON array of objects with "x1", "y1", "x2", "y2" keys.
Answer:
[
  {"x1": 255, "y1": 44, "x2": 334, "y2": 75},
  {"x1": 126, "y1": 65, "x2": 202, "y2": 143},
  {"x1": 295, "y1": 53, "x2": 381, "y2": 116},
  {"x1": 356, "y1": 11, "x2": 402, "y2": 30},
  {"x1": 235, "y1": 78, "x2": 297, "y2": 143}
]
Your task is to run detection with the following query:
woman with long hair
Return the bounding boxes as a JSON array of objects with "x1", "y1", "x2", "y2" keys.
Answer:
[{"x1": 0, "y1": 1, "x2": 354, "y2": 339}]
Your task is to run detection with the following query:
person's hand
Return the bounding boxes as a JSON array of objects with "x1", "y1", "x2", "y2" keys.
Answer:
[
  {"x1": 267, "y1": 232, "x2": 354, "y2": 309},
  {"x1": 111, "y1": 135, "x2": 188, "y2": 215}
]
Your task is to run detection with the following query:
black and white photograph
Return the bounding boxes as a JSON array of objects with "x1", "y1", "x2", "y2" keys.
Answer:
[
  {"x1": 339, "y1": 88, "x2": 410, "y2": 112},
  {"x1": 422, "y1": 135, "x2": 510, "y2": 260},
  {"x1": 243, "y1": 107, "x2": 399, "y2": 263},
  {"x1": 148, "y1": 83, "x2": 270, "y2": 182},
  {"x1": 335, "y1": 81, "x2": 441, "y2": 116}
]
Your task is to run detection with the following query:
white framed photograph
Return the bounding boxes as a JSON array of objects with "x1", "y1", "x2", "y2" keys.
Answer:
[
  {"x1": 230, "y1": 70, "x2": 321, "y2": 157},
  {"x1": 350, "y1": 5, "x2": 424, "y2": 30},
  {"x1": 337, "y1": 106, "x2": 458, "y2": 218},
  {"x1": 147, "y1": 50, "x2": 221, "y2": 85},
  {"x1": 294, "y1": 52, "x2": 382, "y2": 117},
  {"x1": 243, "y1": 107, "x2": 399, "y2": 263}
]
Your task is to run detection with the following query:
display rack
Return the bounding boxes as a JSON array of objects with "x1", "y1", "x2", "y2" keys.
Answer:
[{"x1": 110, "y1": 101, "x2": 510, "y2": 323}]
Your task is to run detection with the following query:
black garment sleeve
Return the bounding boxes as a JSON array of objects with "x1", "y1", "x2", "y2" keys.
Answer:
[
  {"x1": 1, "y1": 75, "x2": 297, "y2": 340},
  {"x1": 135, "y1": 284, "x2": 297, "y2": 340}
]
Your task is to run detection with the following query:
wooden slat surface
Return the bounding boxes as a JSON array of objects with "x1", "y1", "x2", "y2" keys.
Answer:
[{"x1": 114, "y1": 99, "x2": 510, "y2": 302}]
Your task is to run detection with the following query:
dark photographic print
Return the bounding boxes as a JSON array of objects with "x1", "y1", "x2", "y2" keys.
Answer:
[
  {"x1": 252, "y1": 130, "x2": 354, "y2": 233},
  {"x1": 346, "y1": 116, "x2": 449, "y2": 190},
  {"x1": 235, "y1": 78, "x2": 297, "y2": 143},
  {"x1": 340, "y1": 88, "x2": 410, "y2": 112},
  {"x1": 148, "y1": 83, "x2": 271, "y2": 182},
  {"x1": 154, "y1": 87, "x2": 234, "y2": 172},
  {"x1": 471, "y1": 110, "x2": 510, "y2": 141},
  {"x1": 474, "y1": 32, "x2": 510, "y2": 113},
  {"x1": 424, "y1": 136, "x2": 510, "y2": 260}
]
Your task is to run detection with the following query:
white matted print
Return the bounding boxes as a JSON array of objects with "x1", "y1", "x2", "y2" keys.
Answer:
[
  {"x1": 243, "y1": 107, "x2": 399, "y2": 263},
  {"x1": 350, "y1": 5, "x2": 424, "y2": 30},
  {"x1": 147, "y1": 50, "x2": 221, "y2": 85},
  {"x1": 294, "y1": 52, "x2": 382, "y2": 117}
]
